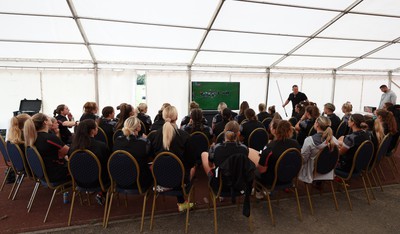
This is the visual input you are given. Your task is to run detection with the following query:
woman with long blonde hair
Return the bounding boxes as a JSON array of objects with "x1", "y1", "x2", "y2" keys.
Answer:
[{"x1": 147, "y1": 105, "x2": 195, "y2": 211}]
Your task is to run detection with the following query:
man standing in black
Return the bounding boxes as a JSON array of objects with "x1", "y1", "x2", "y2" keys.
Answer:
[{"x1": 282, "y1": 85, "x2": 308, "y2": 117}]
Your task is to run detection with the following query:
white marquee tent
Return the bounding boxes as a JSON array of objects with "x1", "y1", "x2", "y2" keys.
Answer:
[{"x1": 1, "y1": 0, "x2": 400, "y2": 129}]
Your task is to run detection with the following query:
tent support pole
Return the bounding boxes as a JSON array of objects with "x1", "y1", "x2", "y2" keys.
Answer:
[{"x1": 331, "y1": 69, "x2": 336, "y2": 104}]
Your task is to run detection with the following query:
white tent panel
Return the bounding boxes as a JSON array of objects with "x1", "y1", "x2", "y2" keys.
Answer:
[
  {"x1": 0, "y1": 61, "x2": 93, "y2": 69},
  {"x1": 98, "y1": 70, "x2": 136, "y2": 110},
  {"x1": 294, "y1": 38, "x2": 384, "y2": 57},
  {"x1": 146, "y1": 71, "x2": 189, "y2": 122},
  {"x1": 277, "y1": 56, "x2": 352, "y2": 69},
  {"x1": 300, "y1": 74, "x2": 333, "y2": 107},
  {"x1": 250, "y1": 0, "x2": 355, "y2": 10},
  {"x1": 319, "y1": 14, "x2": 400, "y2": 41},
  {"x1": 92, "y1": 46, "x2": 194, "y2": 64},
  {"x1": 0, "y1": 0, "x2": 71, "y2": 16},
  {"x1": 334, "y1": 76, "x2": 363, "y2": 116},
  {"x1": 368, "y1": 43, "x2": 400, "y2": 59},
  {"x1": 345, "y1": 59, "x2": 400, "y2": 70},
  {"x1": 41, "y1": 70, "x2": 95, "y2": 119},
  {"x1": 0, "y1": 70, "x2": 41, "y2": 131},
  {"x1": 81, "y1": 19, "x2": 205, "y2": 49},
  {"x1": 194, "y1": 51, "x2": 281, "y2": 66},
  {"x1": 213, "y1": 1, "x2": 338, "y2": 35},
  {"x1": 352, "y1": 0, "x2": 400, "y2": 16},
  {"x1": 0, "y1": 15, "x2": 83, "y2": 42},
  {"x1": 230, "y1": 73, "x2": 268, "y2": 112},
  {"x1": 202, "y1": 31, "x2": 304, "y2": 54},
  {"x1": 0, "y1": 42, "x2": 92, "y2": 60},
  {"x1": 191, "y1": 72, "x2": 231, "y2": 83},
  {"x1": 73, "y1": 0, "x2": 219, "y2": 28}
]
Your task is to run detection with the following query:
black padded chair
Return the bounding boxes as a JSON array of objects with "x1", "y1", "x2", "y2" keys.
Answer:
[
  {"x1": 146, "y1": 130, "x2": 157, "y2": 140},
  {"x1": 95, "y1": 127, "x2": 109, "y2": 149},
  {"x1": 255, "y1": 148, "x2": 303, "y2": 226},
  {"x1": 25, "y1": 146, "x2": 71, "y2": 223},
  {"x1": 208, "y1": 153, "x2": 255, "y2": 234},
  {"x1": 288, "y1": 117, "x2": 298, "y2": 127},
  {"x1": 104, "y1": 150, "x2": 151, "y2": 231},
  {"x1": 188, "y1": 131, "x2": 210, "y2": 165},
  {"x1": 262, "y1": 117, "x2": 273, "y2": 130},
  {"x1": 0, "y1": 135, "x2": 13, "y2": 191},
  {"x1": 303, "y1": 146, "x2": 339, "y2": 215},
  {"x1": 150, "y1": 152, "x2": 194, "y2": 233},
  {"x1": 335, "y1": 121, "x2": 349, "y2": 138},
  {"x1": 216, "y1": 132, "x2": 225, "y2": 144},
  {"x1": 384, "y1": 133, "x2": 400, "y2": 179},
  {"x1": 139, "y1": 120, "x2": 147, "y2": 136},
  {"x1": 6, "y1": 141, "x2": 31, "y2": 200},
  {"x1": 247, "y1": 128, "x2": 268, "y2": 151},
  {"x1": 68, "y1": 149, "x2": 109, "y2": 226},
  {"x1": 112, "y1": 129, "x2": 123, "y2": 144},
  {"x1": 334, "y1": 140, "x2": 374, "y2": 210},
  {"x1": 367, "y1": 134, "x2": 392, "y2": 194}
]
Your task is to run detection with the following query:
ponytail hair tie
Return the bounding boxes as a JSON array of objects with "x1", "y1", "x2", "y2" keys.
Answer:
[{"x1": 165, "y1": 118, "x2": 171, "y2": 123}]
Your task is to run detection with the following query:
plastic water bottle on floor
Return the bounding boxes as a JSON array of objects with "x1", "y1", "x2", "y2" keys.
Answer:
[{"x1": 63, "y1": 192, "x2": 69, "y2": 204}]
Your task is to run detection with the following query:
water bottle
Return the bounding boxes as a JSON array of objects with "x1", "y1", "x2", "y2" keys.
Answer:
[{"x1": 63, "y1": 192, "x2": 69, "y2": 204}]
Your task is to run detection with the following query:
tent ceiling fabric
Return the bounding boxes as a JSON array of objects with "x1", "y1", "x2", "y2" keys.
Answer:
[{"x1": 0, "y1": 0, "x2": 399, "y2": 72}]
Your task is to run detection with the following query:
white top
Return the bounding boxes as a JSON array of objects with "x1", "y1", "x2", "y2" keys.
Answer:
[
  {"x1": 298, "y1": 132, "x2": 339, "y2": 183},
  {"x1": 379, "y1": 89, "x2": 397, "y2": 109}
]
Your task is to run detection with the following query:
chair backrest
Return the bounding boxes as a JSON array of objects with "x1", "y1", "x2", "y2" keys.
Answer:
[
  {"x1": 288, "y1": 117, "x2": 298, "y2": 127},
  {"x1": 108, "y1": 150, "x2": 143, "y2": 193},
  {"x1": 272, "y1": 148, "x2": 302, "y2": 190},
  {"x1": 370, "y1": 134, "x2": 392, "y2": 170},
  {"x1": 216, "y1": 132, "x2": 225, "y2": 144},
  {"x1": 308, "y1": 127, "x2": 316, "y2": 136},
  {"x1": 388, "y1": 132, "x2": 400, "y2": 155},
  {"x1": 139, "y1": 120, "x2": 147, "y2": 135},
  {"x1": 314, "y1": 146, "x2": 339, "y2": 175},
  {"x1": 152, "y1": 152, "x2": 185, "y2": 190},
  {"x1": 188, "y1": 131, "x2": 210, "y2": 163},
  {"x1": 349, "y1": 140, "x2": 374, "y2": 176},
  {"x1": 113, "y1": 129, "x2": 123, "y2": 143},
  {"x1": 6, "y1": 141, "x2": 29, "y2": 175},
  {"x1": 26, "y1": 146, "x2": 49, "y2": 183},
  {"x1": 335, "y1": 121, "x2": 349, "y2": 138},
  {"x1": 291, "y1": 127, "x2": 298, "y2": 140},
  {"x1": 248, "y1": 128, "x2": 268, "y2": 151},
  {"x1": 95, "y1": 127, "x2": 109, "y2": 148},
  {"x1": 0, "y1": 135, "x2": 10, "y2": 166},
  {"x1": 262, "y1": 117, "x2": 273, "y2": 130},
  {"x1": 68, "y1": 149, "x2": 105, "y2": 191},
  {"x1": 146, "y1": 130, "x2": 157, "y2": 139}
]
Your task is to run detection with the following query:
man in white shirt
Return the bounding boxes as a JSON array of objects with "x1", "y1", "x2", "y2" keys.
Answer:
[{"x1": 379, "y1": 84, "x2": 397, "y2": 109}]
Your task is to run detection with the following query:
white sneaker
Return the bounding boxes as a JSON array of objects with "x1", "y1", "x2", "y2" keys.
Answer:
[{"x1": 255, "y1": 191, "x2": 264, "y2": 200}]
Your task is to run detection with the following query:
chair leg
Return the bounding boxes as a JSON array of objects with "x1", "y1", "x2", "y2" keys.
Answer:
[
  {"x1": 266, "y1": 192, "x2": 275, "y2": 226},
  {"x1": 27, "y1": 182, "x2": 39, "y2": 211},
  {"x1": 78, "y1": 192, "x2": 83, "y2": 205},
  {"x1": 370, "y1": 171, "x2": 378, "y2": 188},
  {"x1": 12, "y1": 174, "x2": 25, "y2": 200},
  {"x1": 305, "y1": 183, "x2": 313, "y2": 215},
  {"x1": 140, "y1": 191, "x2": 148, "y2": 232},
  {"x1": 329, "y1": 181, "x2": 339, "y2": 211},
  {"x1": 391, "y1": 156, "x2": 399, "y2": 173},
  {"x1": 150, "y1": 191, "x2": 157, "y2": 230},
  {"x1": 124, "y1": 193, "x2": 128, "y2": 208},
  {"x1": 341, "y1": 178, "x2": 352, "y2": 211},
  {"x1": 0, "y1": 167, "x2": 11, "y2": 191},
  {"x1": 44, "y1": 188, "x2": 57, "y2": 223},
  {"x1": 378, "y1": 164, "x2": 386, "y2": 181},
  {"x1": 68, "y1": 191, "x2": 77, "y2": 226},
  {"x1": 212, "y1": 195, "x2": 218, "y2": 234},
  {"x1": 365, "y1": 173, "x2": 375, "y2": 200},
  {"x1": 104, "y1": 192, "x2": 114, "y2": 228},
  {"x1": 185, "y1": 190, "x2": 192, "y2": 234},
  {"x1": 294, "y1": 187, "x2": 302, "y2": 221},
  {"x1": 87, "y1": 192, "x2": 91, "y2": 206},
  {"x1": 361, "y1": 175, "x2": 371, "y2": 205},
  {"x1": 8, "y1": 174, "x2": 19, "y2": 199},
  {"x1": 103, "y1": 191, "x2": 110, "y2": 228},
  {"x1": 374, "y1": 169, "x2": 384, "y2": 192}
]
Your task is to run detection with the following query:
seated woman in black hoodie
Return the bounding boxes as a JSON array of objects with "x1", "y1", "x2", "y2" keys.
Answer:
[{"x1": 113, "y1": 116, "x2": 152, "y2": 188}]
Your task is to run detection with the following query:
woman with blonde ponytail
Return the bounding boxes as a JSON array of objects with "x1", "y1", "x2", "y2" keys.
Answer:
[
  {"x1": 298, "y1": 116, "x2": 339, "y2": 183},
  {"x1": 8, "y1": 113, "x2": 31, "y2": 148},
  {"x1": 24, "y1": 113, "x2": 69, "y2": 182},
  {"x1": 147, "y1": 105, "x2": 194, "y2": 211}
]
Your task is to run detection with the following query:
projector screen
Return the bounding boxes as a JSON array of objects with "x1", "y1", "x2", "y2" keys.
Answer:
[{"x1": 191, "y1": 81, "x2": 240, "y2": 110}]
